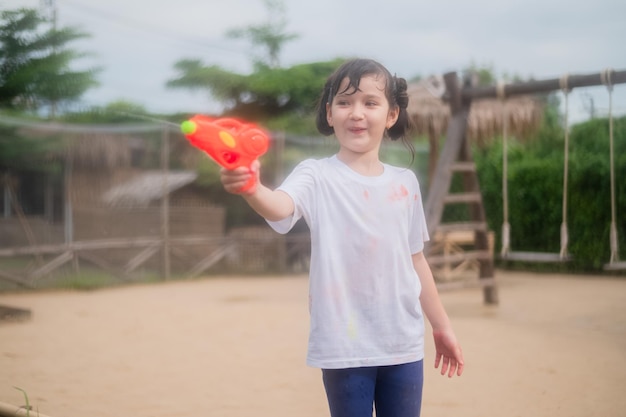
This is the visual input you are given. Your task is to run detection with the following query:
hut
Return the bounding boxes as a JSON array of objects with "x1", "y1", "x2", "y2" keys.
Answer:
[{"x1": 0, "y1": 119, "x2": 226, "y2": 285}]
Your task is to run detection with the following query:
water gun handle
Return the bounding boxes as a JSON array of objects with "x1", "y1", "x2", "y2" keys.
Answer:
[{"x1": 181, "y1": 115, "x2": 270, "y2": 192}]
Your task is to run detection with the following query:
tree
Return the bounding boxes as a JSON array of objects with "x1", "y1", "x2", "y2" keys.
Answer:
[
  {"x1": 168, "y1": 58, "x2": 342, "y2": 121},
  {"x1": 167, "y1": 0, "x2": 326, "y2": 123},
  {"x1": 0, "y1": 7, "x2": 99, "y2": 117},
  {"x1": 226, "y1": 0, "x2": 298, "y2": 69}
]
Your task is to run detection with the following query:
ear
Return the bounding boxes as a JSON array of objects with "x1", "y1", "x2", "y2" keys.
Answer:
[
  {"x1": 326, "y1": 102, "x2": 333, "y2": 126},
  {"x1": 386, "y1": 105, "x2": 399, "y2": 129}
]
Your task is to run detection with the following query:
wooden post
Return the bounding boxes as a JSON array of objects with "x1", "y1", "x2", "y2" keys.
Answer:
[
  {"x1": 160, "y1": 126, "x2": 171, "y2": 280},
  {"x1": 63, "y1": 151, "x2": 79, "y2": 273},
  {"x1": 459, "y1": 137, "x2": 498, "y2": 304}
]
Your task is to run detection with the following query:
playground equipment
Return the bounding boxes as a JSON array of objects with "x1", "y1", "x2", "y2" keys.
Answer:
[
  {"x1": 603, "y1": 70, "x2": 626, "y2": 271},
  {"x1": 498, "y1": 69, "x2": 626, "y2": 269},
  {"x1": 499, "y1": 77, "x2": 574, "y2": 263},
  {"x1": 425, "y1": 68, "x2": 626, "y2": 304}
]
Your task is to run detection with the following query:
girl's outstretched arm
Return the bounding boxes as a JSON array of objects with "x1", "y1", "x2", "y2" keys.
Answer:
[
  {"x1": 220, "y1": 161, "x2": 295, "y2": 222},
  {"x1": 412, "y1": 251, "x2": 465, "y2": 378}
]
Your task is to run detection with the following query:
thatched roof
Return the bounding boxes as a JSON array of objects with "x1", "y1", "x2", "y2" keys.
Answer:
[
  {"x1": 102, "y1": 170, "x2": 197, "y2": 207},
  {"x1": 407, "y1": 76, "x2": 545, "y2": 146}
]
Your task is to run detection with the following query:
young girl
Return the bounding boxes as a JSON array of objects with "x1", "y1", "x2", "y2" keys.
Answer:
[{"x1": 220, "y1": 58, "x2": 463, "y2": 417}]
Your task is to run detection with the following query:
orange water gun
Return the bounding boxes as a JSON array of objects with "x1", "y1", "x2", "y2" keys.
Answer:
[{"x1": 180, "y1": 115, "x2": 270, "y2": 192}]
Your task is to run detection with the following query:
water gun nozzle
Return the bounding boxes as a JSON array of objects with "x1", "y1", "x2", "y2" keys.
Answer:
[{"x1": 180, "y1": 120, "x2": 197, "y2": 135}]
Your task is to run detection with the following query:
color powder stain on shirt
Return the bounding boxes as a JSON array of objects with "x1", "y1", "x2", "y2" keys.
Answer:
[
  {"x1": 347, "y1": 314, "x2": 358, "y2": 340},
  {"x1": 363, "y1": 190, "x2": 370, "y2": 200},
  {"x1": 388, "y1": 184, "x2": 409, "y2": 201}
]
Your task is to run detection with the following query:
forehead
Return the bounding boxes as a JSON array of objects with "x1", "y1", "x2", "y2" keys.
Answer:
[{"x1": 336, "y1": 73, "x2": 387, "y2": 95}]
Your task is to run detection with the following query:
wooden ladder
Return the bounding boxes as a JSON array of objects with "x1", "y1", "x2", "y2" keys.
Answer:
[{"x1": 424, "y1": 72, "x2": 498, "y2": 305}]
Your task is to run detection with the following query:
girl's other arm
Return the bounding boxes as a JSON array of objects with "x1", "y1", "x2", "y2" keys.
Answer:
[
  {"x1": 220, "y1": 162, "x2": 294, "y2": 222},
  {"x1": 412, "y1": 251, "x2": 465, "y2": 377}
]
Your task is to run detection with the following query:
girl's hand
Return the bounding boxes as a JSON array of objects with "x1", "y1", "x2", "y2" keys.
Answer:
[
  {"x1": 220, "y1": 160, "x2": 260, "y2": 195},
  {"x1": 433, "y1": 329, "x2": 464, "y2": 377}
]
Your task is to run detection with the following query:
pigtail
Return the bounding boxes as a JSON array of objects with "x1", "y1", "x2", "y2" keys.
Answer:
[
  {"x1": 387, "y1": 76, "x2": 413, "y2": 140},
  {"x1": 316, "y1": 78, "x2": 335, "y2": 136}
]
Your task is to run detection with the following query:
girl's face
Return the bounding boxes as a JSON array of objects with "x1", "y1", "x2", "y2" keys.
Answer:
[{"x1": 326, "y1": 74, "x2": 399, "y2": 157}]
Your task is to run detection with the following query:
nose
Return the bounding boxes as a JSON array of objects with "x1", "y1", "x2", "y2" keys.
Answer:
[{"x1": 350, "y1": 104, "x2": 365, "y2": 120}]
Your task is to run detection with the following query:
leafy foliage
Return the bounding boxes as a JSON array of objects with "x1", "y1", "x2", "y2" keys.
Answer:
[
  {"x1": 167, "y1": 59, "x2": 343, "y2": 121},
  {"x1": 476, "y1": 114, "x2": 626, "y2": 272},
  {"x1": 0, "y1": 121, "x2": 63, "y2": 172},
  {"x1": 225, "y1": 0, "x2": 298, "y2": 68},
  {"x1": 0, "y1": 7, "x2": 99, "y2": 115}
]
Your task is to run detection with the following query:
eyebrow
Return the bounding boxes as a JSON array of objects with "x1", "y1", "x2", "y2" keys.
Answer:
[{"x1": 335, "y1": 92, "x2": 385, "y2": 103}]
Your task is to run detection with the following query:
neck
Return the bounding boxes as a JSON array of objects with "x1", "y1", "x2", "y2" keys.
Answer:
[{"x1": 336, "y1": 150, "x2": 383, "y2": 176}]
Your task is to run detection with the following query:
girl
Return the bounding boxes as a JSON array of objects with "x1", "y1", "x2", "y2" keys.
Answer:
[{"x1": 220, "y1": 58, "x2": 463, "y2": 417}]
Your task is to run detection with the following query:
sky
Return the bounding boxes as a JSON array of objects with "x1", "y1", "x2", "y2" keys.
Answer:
[{"x1": 6, "y1": 0, "x2": 626, "y2": 123}]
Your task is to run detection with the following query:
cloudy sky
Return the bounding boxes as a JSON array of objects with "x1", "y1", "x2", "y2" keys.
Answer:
[{"x1": 7, "y1": 0, "x2": 626, "y2": 122}]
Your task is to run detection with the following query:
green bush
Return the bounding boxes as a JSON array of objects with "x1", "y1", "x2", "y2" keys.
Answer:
[{"x1": 475, "y1": 116, "x2": 626, "y2": 272}]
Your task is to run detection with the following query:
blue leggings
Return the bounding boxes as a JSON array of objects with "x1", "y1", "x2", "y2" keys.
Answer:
[{"x1": 322, "y1": 360, "x2": 423, "y2": 417}]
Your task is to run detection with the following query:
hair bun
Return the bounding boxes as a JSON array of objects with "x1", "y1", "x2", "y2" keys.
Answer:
[{"x1": 394, "y1": 77, "x2": 409, "y2": 110}]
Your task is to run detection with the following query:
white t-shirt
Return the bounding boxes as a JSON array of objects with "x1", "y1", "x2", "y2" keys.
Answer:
[{"x1": 267, "y1": 155, "x2": 429, "y2": 369}]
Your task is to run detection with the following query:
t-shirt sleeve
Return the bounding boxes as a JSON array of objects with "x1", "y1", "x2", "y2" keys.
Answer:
[
  {"x1": 409, "y1": 174, "x2": 430, "y2": 254},
  {"x1": 265, "y1": 159, "x2": 316, "y2": 234}
]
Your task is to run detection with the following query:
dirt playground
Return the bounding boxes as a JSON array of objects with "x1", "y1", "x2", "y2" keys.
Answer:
[{"x1": 1, "y1": 270, "x2": 625, "y2": 417}]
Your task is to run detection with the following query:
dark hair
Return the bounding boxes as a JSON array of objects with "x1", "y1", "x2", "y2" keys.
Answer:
[{"x1": 315, "y1": 58, "x2": 412, "y2": 141}]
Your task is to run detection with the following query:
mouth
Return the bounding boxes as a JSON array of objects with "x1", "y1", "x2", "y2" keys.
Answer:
[{"x1": 348, "y1": 127, "x2": 367, "y2": 134}]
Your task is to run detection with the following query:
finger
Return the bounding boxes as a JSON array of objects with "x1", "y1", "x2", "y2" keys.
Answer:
[
  {"x1": 221, "y1": 169, "x2": 251, "y2": 185},
  {"x1": 434, "y1": 353, "x2": 442, "y2": 369},
  {"x1": 453, "y1": 348, "x2": 464, "y2": 377},
  {"x1": 224, "y1": 179, "x2": 250, "y2": 194},
  {"x1": 448, "y1": 360, "x2": 457, "y2": 378},
  {"x1": 440, "y1": 357, "x2": 450, "y2": 376}
]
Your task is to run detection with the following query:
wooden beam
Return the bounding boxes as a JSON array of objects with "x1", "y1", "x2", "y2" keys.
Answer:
[
  {"x1": 187, "y1": 244, "x2": 234, "y2": 279},
  {"x1": 28, "y1": 251, "x2": 73, "y2": 281},
  {"x1": 604, "y1": 262, "x2": 626, "y2": 271},
  {"x1": 0, "y1": 270, "x2": 33, "y2": 288},
  {"x1": 436, "y1": 277, "x2": 497, "y2": 292},
  {"x1": 77, "y1": 252, "x2": 132, "y2": 281},
  {"x1": 0, "y1": 236, "x2": 224, "y2": 257},
  {"x1": 124, "y1": 244, "x2": 160, "y2": 274},
  {"x1": 428, "y1": 250, "x2": 492, "y2": 265},
  {"x1": 500, "y1": 251, "x2": 572, "y2": 263},
  {"x1": 464, "y1": 68, "x2": 626, "y2": 100}
]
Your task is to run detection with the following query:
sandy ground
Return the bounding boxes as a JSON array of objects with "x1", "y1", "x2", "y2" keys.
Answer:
[{"x1": 1, "y1": 270, "x2": 625, "y2": 417}]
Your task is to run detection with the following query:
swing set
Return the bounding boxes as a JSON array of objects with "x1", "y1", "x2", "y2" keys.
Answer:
[
  {"x1": 499, "y1": 69, "x2": 625, "y2": 270},
  {"x1": 425, "y1": 68, "x2": 626, "y2": 304}
]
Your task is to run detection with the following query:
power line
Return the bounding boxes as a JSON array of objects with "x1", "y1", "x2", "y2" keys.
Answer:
[{"x1": 60, "y1": 0, "x2": 248, "y2": 57}]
